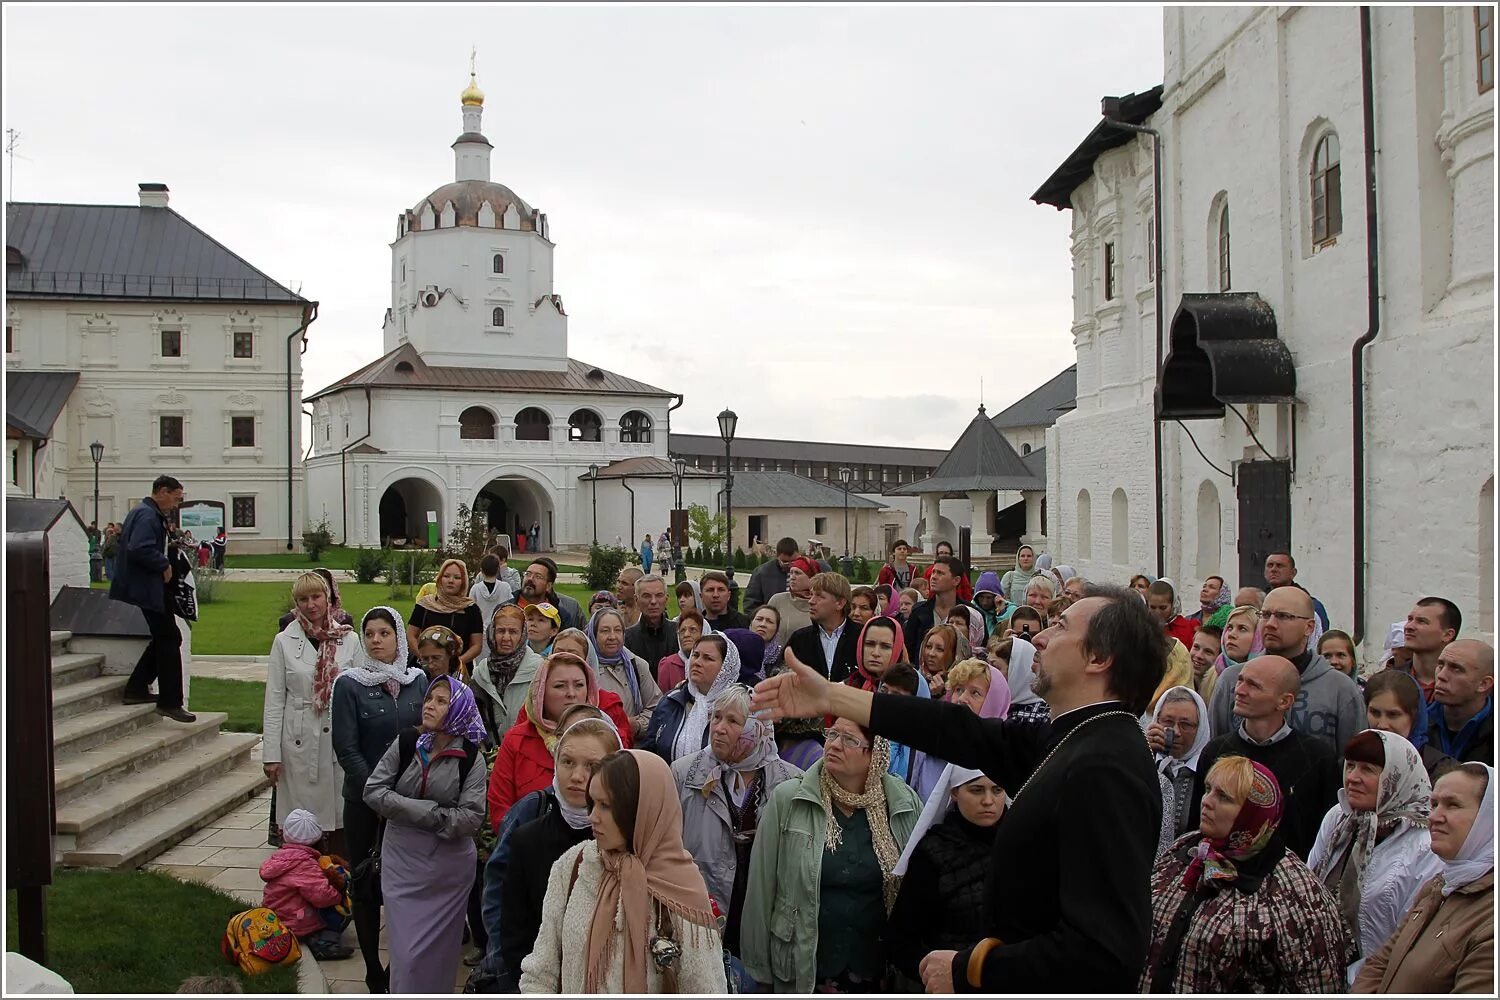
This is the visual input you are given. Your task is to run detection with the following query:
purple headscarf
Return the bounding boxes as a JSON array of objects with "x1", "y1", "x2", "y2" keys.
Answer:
[
  {"x1": 722, "y1": 628, "x2": 767, "y2": 685},
  {"x1": 416, "y1": 674, "x2": 489, "y2": 752}
]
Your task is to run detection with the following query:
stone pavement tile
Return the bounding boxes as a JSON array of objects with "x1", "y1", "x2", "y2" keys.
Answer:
[
  {"x1": 202, "y1": 846, "x2": 275, "y2": 868},
  {"x1": 207, "y1": 867, "x2": 265, "y2": 892},
  {"x1": 228, "y1": 888, "x2": 261, "y2": 906},
  {"x1": 153, "y1": 844, "x2": 221, "y2": 866},
  {"x1": 148, "y1": 864, "x2": 227, "y2": 885},
  {"x1": 200, "y1": 827, "x2": 271, "y2": 848},
  {"x1": 175, "y1": 826, "x2": 218, "y2": 846},
  {"x1": 317, "y1": 956, "x2": 366, "y2": 983},
  {"x1": 214, "y1": 810, "x2": 271, "y2": 831}
]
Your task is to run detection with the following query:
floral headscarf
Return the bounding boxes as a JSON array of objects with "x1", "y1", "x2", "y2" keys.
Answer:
[
  {"x1": 820, "y1": 732, "x2": 902, "y2": 912},
  {"x1": 948, "y1": 605, "x2": 986, "y2": 651},
  {"x1": 1213, "y1": 605, "x2": 1265, "y2": 676},
  {"x1": 292, "y1": 574, "x2": 351, "y2": 715},
  {"x1": 1312, "y1": 730, "x2": 1431, "y2": 892},
  {"x1": 673, "y1": 636, "x2": 743, "y2": 762},
  {"x1": 680, "y1": 686, "x2": 779, "y2": 800},
  {"x1": 416, "y1": 674, "x2": 489, "y2": 753},
  {"x1": 344, "y1": 606, "x2": 423, "y2": 698},
  {"x1": 1182, "y1": 759, "x2": 1284, "y2": 890},
  {"x1": 484, "y1": 605, "x2": 531, "y2": 689},
  {"x1": 417, "y1": 558, "x2": 477, "y2": 615}
]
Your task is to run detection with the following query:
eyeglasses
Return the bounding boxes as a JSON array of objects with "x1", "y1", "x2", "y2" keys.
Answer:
[
  {"x1": 414, "y1": 654, "x2": 449, "y2": 666},
  {"x1": 822, "y1": 729, "x2": 870, "y2": 751},
  {"x1": 1257, "y1": 610, "x2": 1312, "y2": 623}
]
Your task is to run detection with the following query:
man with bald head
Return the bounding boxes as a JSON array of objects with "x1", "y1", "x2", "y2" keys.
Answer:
[
  {"x1": 1207, "y1": 586, "x2": 1364, "y2": 756},
  {"x1": 1425, "y1": 638, "x2": 1493, "y2": 764},
  {"x1": 1192, "y1": 654, "x2": 1342, "y2": 858}
]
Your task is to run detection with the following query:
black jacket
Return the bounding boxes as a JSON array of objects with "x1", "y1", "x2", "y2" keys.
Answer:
[
  {"x1": 902, "y1": 597, "x2": 976, "y2": 662},
  {"x1": 108, "y1": 498, "x2": 171, "y2": 613},
  {"x1": 884, "y1": 809, "x2": 997, "y2": 981},
  {"x1": 704, "y1": 609, "x2": 750, "y2": 632},
  {"x1": 869, "y1": 695, "x2": 1159, "y2": 993},
  {"x1": 743, "y1": 560, "x2": 789, "y2": 615},
  {"x1": 330, "y1": 673, "x2": 427, "y2": 802},
  {"x1": 787, "y1": 619, "x2": 859, "y2": 683},
  {"x1": 1190, "y1": 727, "x2": 1341, "y2": 860},
  {"x1": 497, "y1": 793, "x2": 593, "y2": 991},
  {"x1": 625, "y1": 614, "x2": 678, "y2": 677}
]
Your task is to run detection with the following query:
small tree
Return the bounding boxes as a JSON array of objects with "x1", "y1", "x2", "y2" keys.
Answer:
[
  {"x1": 686, "y1": 504, "x2": 737, "y2": 562},
  {"x1": 734, "y1": 546, "x2": 747, "y2": 570},
  {"x1": 585, "y1": 544, "x2": 631, "y2": 591},
  {"x1": 439, "y1": 503, "x2": 490, "y2": 577},
  {"x1": 353, "y1": 547, "x2": 385, "y2": 584},
  {"x1": 301, "y1": 516, "x2": 333, "y2": 561}
]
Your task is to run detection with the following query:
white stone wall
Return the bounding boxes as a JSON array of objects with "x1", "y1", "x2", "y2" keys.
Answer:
[
  {"x1": 1046, "y1": 6, "x2": 1494, "y2": 656},
  {"x1": 730, "y1": 506, "x2": 907, "y2": 561},
  {"x1": 6, "y1": 299, "x2": 309, "y2": 552},
  {"x1": 47, "y1": 508, "x2": 90, "y2": 600}
]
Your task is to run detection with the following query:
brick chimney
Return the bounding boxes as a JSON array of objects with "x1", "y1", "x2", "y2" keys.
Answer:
[{"x1": 138, "y1": 183, "x2": 169, "y2": 208}]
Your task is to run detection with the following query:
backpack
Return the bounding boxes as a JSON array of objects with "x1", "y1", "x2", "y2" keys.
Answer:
[
  {"x1": 395, "y1": 729, "x2": 479, "y2": 786},
  {"x1": 221, "y1": 907, "x2": 301, "y2": 975}
]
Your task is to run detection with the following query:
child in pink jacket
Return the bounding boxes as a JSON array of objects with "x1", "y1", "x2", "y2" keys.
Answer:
[{"x1": 259, "y1": 809, "x2": 353, "y2": 961}]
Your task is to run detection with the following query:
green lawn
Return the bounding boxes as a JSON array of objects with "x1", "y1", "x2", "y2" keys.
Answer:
[
  {"x1": 192, "y1": 678, "x2": 267, "y2": 733},
  {"x1": 5, "y1": 870, "x2": 301, "y2": 993},
  {"x1": 225, "y1": 547, "x2": 584, "y2": 574},
  {"x1": 189, "y1": 581, "x2": 603, "y2": 654}
]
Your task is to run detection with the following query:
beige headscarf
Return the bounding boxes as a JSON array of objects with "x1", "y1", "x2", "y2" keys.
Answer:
[
  {"x1": 820, "y1": 733, "x2": 902, "y2": 912},
  {"x1": 585, "y1": 749, "x2": 719, "y2": 994},
  {"x1": 418, "y1": 558, "x2": 477, "y2": 615}
]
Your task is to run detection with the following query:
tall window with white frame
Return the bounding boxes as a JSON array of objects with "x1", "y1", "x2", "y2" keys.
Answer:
[
  {"x1": 231, "y1": 416, "x2": 256, "y2": 448},
  {"x1": 491, "y1": 306, "x2": 505, "y2": 327},
  {"x1": 232, "y1": 328, "x2": 254, "y2": 359},
  {"x1": 160, "y1": 328, "x2": 182, "y2": 358},
  {"x1": 1311, "y1": 133, "x2": 1342, "y2": 248},
  {"x1": 1103, "y1": 241, "x2": 1117, "y2": 301},
  {"x1": 1478, "y1": 6, "x2": 1494, "y2": 93},
  {"x1": 1146, "y1": 213, "x2": 1156, "y2": 282},
  {"x1": 232, "y1": 496, "x2": 256, "y2": 528},
  {"x1": 492, "y1": 253, "x2": 505, "y2": 274},
  {"x1": 1217, "y1": 203, "x2": 1231, "y2": 292},
  {"x1": 160, "y1": 415, "x2": 184, "y2": 448}
]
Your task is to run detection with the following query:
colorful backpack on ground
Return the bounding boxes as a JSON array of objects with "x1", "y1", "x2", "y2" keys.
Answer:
[{"x1": 221, "y1": 907, "x2": 301, "y2": 975}]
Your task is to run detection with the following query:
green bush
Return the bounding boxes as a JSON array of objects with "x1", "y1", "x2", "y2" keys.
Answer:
[
  {"x1": 585, "y1": 544, "x2": 631, "y2": 591},
  {"x1": 353, "y1": 546, "x2": 386, "y2": 584},
  {"x1": 853, "y1": 555, "x2": 872, "y2": 583},
  {"x1": 193, "y1": 567, "x2": 225, "y2": 604},
  {"x1": 301, "y1": 516, "x2": 333, "y2": 560},
  {"x1": 384, "y1": 547, "x2": 435, "y2": 589},
  {"x1": 734, "y1": 547, "x2": 747, "y2": 570}
]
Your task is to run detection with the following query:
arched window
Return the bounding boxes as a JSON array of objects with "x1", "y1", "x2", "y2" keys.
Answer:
[
  {"x1": 1311, "y1": 133, "x2": 1342, "y2": 247},
  {"x1": 515, "y1": 407, "x2": 550, "y2": 441},
  {"x1": 492, "y1": 254, "x2": 504, "y2": 274},
  {"x1": 491, "y1": 307, "x2": 505, "y2": 327},
  {"x1": 1196, "y1": 481, "x2": 1221, "y2": 578},
  {"x1": 1021, "y1": 443, "x2": 1032, "y2": 456},
  {"x1": 1217, "y1": 202, "x2": 1232, "y2": 292},
  {"x1": 1111, "y1": 488, "x2": 1129, "y2": 565},
  {"x1": 620, "y1": 410, "x2": 653, "y2": 444},
  {"x1": 1076, "y1": 490, "x2": 1093, "y2": 560},
  {"x1": 568, "y1": 409, "x2": 602, "y2": 442},
  {"x1": 459, "y1": 406, "x2": 497, "y2": 440}
]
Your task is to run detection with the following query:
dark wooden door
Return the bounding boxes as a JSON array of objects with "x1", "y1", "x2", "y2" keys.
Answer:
[{"x1": 1236, "y1": 461, "x2": 1291, "y2": 590}]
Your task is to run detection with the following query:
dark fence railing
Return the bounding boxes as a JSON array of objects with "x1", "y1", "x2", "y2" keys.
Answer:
[{"x1": 6, "y1": 270, "x2": 303, "y2": 302}]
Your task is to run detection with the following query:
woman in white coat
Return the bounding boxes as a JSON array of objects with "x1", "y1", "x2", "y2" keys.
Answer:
[
  {"x1": 263, "y1": 572, "x2": 356, "y2": 852},
  {"x1": 1308, "y1": 728, "x2": 1442, "y2": 983}
]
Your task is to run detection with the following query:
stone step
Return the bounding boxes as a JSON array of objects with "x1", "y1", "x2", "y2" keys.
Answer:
[
  {"x1": 53, "y1": 712, "x2": 232, "y2": 807},
  {"x1": 60, "y1": 761, "x2": 270, "y2": 870},
  {"x1": 51, "y1": 674, "x2": 130, "y2": 721},
  {"x1": 50, "y1": 652, "x2": 106, "y2": 688},
  {"x1": 56, "y1": 733, "x2": 263, "y2": 848},
  {"x1": 52, "y1": 703, "x2": 160, "y2": 760},
  {"x1": 51, "y1": 631, "x2": 73, "y2": 656}
]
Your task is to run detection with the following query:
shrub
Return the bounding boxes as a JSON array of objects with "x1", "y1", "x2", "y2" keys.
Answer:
[
  {"x1": 193, "y1": 567, "x2": 225, "y2": 604},
  {"x1": 853, "y1": 556, "x2": 872, "y2": 583},
  {"x1": 438, "y1": 503, "x2": 490, "y2": 577},
  {"x1": 301, "y1": 517, "x2": 333, "y2": 560},
  {"x1": 352, "y1": 547, "x2": 386, "y2": 584},
  {"x1": 734, "y1": 547, "x2": 747, "y2": 570},
  {"x1": 586, "y1": 544, "x2": 631, "y2": 591},
  {"x1": 384, "y1": 547, "x2": 435, "y2": 588}
]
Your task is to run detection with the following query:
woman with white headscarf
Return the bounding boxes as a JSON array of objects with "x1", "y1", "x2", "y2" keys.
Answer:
[
  {"x1": 1351, "y1": 762, "x2": 1493, "y2": 993},
  {"x1": 882, "y1": 763, "x2": 1005, "y2": 987},
  {"x1": 1000, "y1": 636, "x2": 1050, "y2": 725},
  {"x1": 1308, "y1": 730, "x2": 1441, "y2": 982},
  {"x1": 1146, "y1": 686, "x2": 1213, "y2": 840},
  {"x1": 641, "y1": 633, "x2": 742, "y2": 763}
]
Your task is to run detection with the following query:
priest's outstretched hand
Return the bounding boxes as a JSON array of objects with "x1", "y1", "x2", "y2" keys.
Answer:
[{"x1": 750, "y1": 646, "x2": 832, "y2": 722}]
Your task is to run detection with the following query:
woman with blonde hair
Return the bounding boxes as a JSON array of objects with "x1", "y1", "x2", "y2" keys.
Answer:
[
  {"x1": 408, "y1": 558, "x2": 484, "y2": 675},
  {"x1": 908, "y1": 658, "x2": 1010, "y2": 801},
  {"x1": 520, "y1": 750, "x2": 728, "y2": 993}
]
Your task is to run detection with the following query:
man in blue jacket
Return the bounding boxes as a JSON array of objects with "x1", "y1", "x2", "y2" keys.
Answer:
[{"x1": 111, "y1": 475, "x2": 195, "y2": 723}]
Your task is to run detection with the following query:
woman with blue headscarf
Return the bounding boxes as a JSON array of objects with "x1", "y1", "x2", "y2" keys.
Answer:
[
  {"x1": 365, "y1": 673, "x2": 490, "y2": 994},
  {"x1": 586, "y1": 607, "x2": 661, "y2": 739}
]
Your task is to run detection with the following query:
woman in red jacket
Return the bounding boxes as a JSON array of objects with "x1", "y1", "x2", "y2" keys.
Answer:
[{"x1": 486, "y1": 651, "x2": 632, "y2": 832}]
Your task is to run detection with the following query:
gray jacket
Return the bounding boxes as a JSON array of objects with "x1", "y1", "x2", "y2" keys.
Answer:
[
  {"x1": 363, "y1": 735, "x2": 489, "y2": 840},
  {"x1": 671, "y1": 749, "x2": 802, "y2": 912},
  {"x1": 1209, "y1": 650, "x2": 1365, "y2": 756}
]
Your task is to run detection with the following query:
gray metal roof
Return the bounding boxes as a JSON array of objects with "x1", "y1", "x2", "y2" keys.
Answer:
[
  {"x1": 991, "y1": 366, "x2": 1077, "y2": 429},
  {"x1": 890, "y1": 405, "x2": 1045, "y2": 494},
  {"x1": 50, "y1": 585, "x2": 150, "y2": 637},
  {"x1": 1032, "y1": 86, "x2": 1164, "y2": 210},
  {"x1": 6, "y1": 497, "x2": 85, "y2": 534},
  {"x1": 5, "y1": 202, "x2": 307, "y2": 303},
  {"x1": 728, "y1": 471, "x2": 884, "y2": 510},
  {"x1": 6, "y1": 371, "x2": 79, "y2": 439},
  {"x1": 669, "y1": 434, "x2": 948, "y2": 467},
  {"x1": 581, "y1": 457, "x2": 719, "y2": 481},
  {"x1": 1023, "y1": 445, "x2": 1047, "y2": 480}
]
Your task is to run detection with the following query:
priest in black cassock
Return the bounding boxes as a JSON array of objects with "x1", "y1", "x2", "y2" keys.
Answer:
[{"x1": 751, "y1": 582, "x2": 1166, "y2": 993}]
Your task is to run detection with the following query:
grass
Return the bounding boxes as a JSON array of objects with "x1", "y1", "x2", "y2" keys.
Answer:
[
  {"x1": 192, "y1": 678, "x2": 267, "y2": 733},
  {"x1": 225, "y1": 547, "x2": 584, "y2": 574},
  {"x1": 5, "y1": 870, "x2": 301, "y2": 994},
  {"x1": 186, "y1": 581, "x2": 603, "y2": 654}
]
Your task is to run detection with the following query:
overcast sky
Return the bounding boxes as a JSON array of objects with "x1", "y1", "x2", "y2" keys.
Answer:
[{"x1": 3, "y1": 4, "x2": 1161, "y2": 450}]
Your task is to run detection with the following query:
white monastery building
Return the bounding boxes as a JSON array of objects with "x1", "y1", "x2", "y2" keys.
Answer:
[
  {"x1": 303, "y1": 75, "x2": 721, "y2": 550},
  {"x1": 1034, "y1": 6, "x2": 1494, "y2": 655}
]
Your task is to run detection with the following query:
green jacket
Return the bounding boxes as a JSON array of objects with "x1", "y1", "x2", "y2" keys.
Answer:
[{"x1": 739, "y1": 760, "x2": 921, "y2": 992}]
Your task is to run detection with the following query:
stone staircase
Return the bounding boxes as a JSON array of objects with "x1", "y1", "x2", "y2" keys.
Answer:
[{"x1": 49, "y1": 630, "x2": 268, "y2": 869}]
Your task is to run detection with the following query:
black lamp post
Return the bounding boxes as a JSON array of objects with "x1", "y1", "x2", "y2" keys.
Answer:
[
  {"x1": 672, "y1": 458, "x2": 687, "y2": 585},
  {"x1": 89, "y1": 440, "x2": 105, "y2": 582},
  {"x1": 839, "y1": 465, "x2": 853, "y2": 576},
  {"x1": 717, "y1": 409, "x2": 737, "y2": 564},
  {"x1": 588, "y1": 463, "x2": 599, "y2": 547}
]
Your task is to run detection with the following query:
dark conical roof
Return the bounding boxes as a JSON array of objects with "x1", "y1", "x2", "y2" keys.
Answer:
[{"x1": 889, "y1": 405, "x2": 1044, "y2": 495}]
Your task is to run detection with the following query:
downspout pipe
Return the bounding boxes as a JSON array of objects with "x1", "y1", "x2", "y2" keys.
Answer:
[
  {"x1": 1099, "y1": 109, "x2": 1166, "y2": 576},
  {"x1": 340, "y1": 387, "x2": 375, "y2": 544},
  {"x1": 665, "y1": 392, "x2": 684, "y2": 462},
  {"x1": 1351, "y1": 5, "x2": 1380, "y2": 644},
  {"x1": 620, "y1": 477, "x2": 636, "y2": 545},
  {"x1": 286, "y1": 301, "x2": 319, "y2": 551}
]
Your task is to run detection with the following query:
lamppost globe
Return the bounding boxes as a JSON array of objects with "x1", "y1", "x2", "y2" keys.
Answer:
[
  {"x1": 717, "y1": 410, "x2": 737, "y2": 565},
  {"x1": 716, "y1": 409, "x2": 738, "y2": 445},
  {"x1": 839, "y1": 467, "x2": 853, "y2": 575},
  {"x1": 89, "y1": 441, "x2": 105, "y2": 465}
]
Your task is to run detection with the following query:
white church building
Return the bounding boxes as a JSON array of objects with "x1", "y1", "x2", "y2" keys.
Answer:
[
  {"x1": 304, "y1": 74, "x2": 720, "y2": 550},
  {"x1": 1033, "y1": 6, "x2": 1494, "y2": 655}
]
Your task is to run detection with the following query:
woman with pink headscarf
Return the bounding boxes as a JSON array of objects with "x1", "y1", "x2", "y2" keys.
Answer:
[{"x1": 906, "y1": 657, "x2": 1011, "y2": 801}]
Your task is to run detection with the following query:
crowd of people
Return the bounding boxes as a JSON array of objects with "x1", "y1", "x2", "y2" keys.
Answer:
[{"x1": 238, "y1": 526, "x2": 1494, "y2": 994}]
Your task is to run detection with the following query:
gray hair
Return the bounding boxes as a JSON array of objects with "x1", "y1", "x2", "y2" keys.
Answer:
[
  {"x1": 1158, "y1": 687, "x2": 1200, "y2": 718},
  {"x1": 1026, "y1": 575, "x2": 1056, "y2": 598},
  {"x1": 711, "y1": 685, "x2": 752, "y2": 718},
  {"x1": 636, "y1": 574, "x2": 668, "y2": 593}
]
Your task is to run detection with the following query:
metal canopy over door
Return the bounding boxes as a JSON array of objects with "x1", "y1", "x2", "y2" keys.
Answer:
[{"x1": 1236, "y1": 461, "x2": 1291, "y2": 589}]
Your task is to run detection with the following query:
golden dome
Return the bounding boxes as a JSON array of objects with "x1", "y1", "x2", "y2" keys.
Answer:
[{"x1": 460, "y1": 73, "x2": 484, "y2": 107}]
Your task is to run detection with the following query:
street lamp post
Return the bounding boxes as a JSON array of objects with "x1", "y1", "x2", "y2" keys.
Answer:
[
  {"x1": 88, "y1": 441, "x2": 105, "y2": 582},
  {"x1": 588, "y1": 463, "x2": 599, "y2": 548},
  {"x1": 839, "y1": 466, "x2": 853, "y2": 576},
  {"x1": 672, "y1": 458, "x2": 687, "y2": 585},
  {"x1": 717, "y1": 409, "x2": 737, "y2": 567}
]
